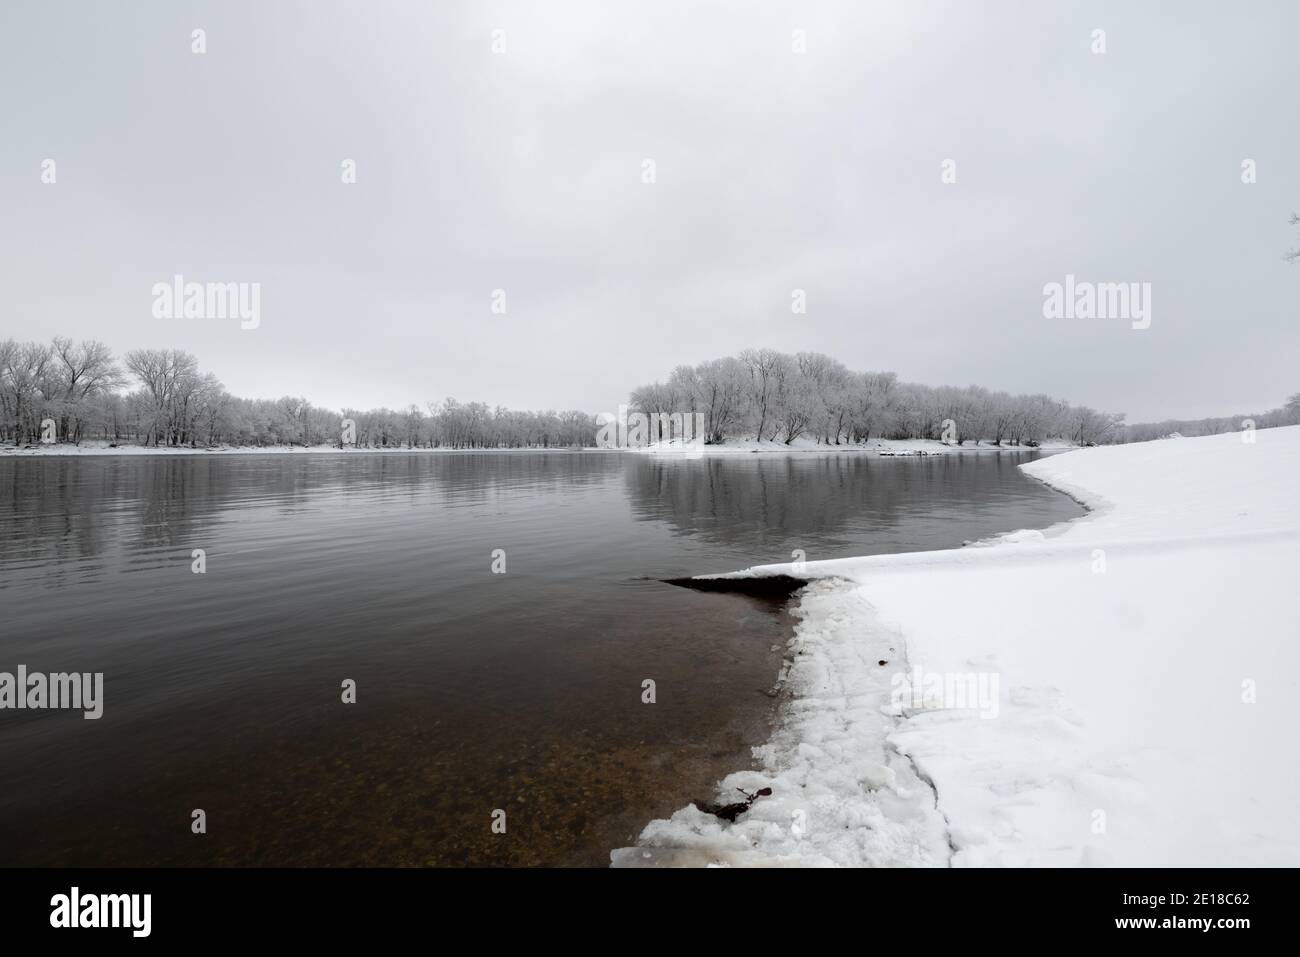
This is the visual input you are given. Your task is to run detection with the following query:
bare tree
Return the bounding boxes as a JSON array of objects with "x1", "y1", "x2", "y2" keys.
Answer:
[
  {"x1": 738, "y1": 348, "x2": 782, "y2": 441},
  {"x1": 51, "y1": 337, "x2": 124, "y2": 442},
  {"x1": 124, "y1": 348, "x2": 203, "y2": 446},
  {"x1": 0, "y1": 340, "x2": 56, "y2": 443}
]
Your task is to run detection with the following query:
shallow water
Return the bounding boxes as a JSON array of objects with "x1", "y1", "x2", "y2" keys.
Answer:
[{"x1": 0, "y1": 450, "x2": 1081, "y2": 865}]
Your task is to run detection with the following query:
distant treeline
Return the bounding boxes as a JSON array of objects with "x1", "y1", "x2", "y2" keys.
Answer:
[
  {"x1": 1117, "y1": 396, "x2": 1300, "y2": 443},
  {"x1": 629, "y1": 349, "x2": 1125, "y2": 446},
  {"x1": 5, "y1": 337, "x2": 1294, "y2": 451},
  {"x1": 0, "y1": 339, "x2": 597, "y2": 449}
]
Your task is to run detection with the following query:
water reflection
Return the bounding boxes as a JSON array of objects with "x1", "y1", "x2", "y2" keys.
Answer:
[{"x1": 623, "y1": 452, "x2": 1070, "y2": 561}]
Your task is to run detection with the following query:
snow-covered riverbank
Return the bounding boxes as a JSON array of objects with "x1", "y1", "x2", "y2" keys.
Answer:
[
  {"x1": 5, "y1": 437, "x2": 1073, "y2": 458},
  {"x1": 634, "y1": 436, "x2": 1076, "y2": 456},
  {"x1": 614, "y1": 426, "x2": 1300, "y2": 867}
]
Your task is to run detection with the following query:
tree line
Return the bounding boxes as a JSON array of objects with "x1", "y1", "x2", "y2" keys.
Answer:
[
  {"x1": 629, "y1": 349, "x2": 1126, "y2": 446},
  {"x1": 5, "y1": 337, "x2": 1294, "y2": 450},
  {"x1": 1117, "y1": 394, "x2": 1300, "y2": 443},
  {"x1": 0, "y1": 338, "x2": 598, "y2": 449}
]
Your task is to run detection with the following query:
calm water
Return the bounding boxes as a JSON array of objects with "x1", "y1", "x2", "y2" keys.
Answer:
[{"x1": 0, "y1": 451, "x2": 1081, "y2": 866}]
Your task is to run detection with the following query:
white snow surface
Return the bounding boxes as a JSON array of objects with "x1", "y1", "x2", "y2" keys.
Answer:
[{"x1": 613, "y1": 426, "x2": 1300, "y2": 867}]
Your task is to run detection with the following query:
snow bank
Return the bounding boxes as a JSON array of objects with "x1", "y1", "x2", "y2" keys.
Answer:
[
  {"x1": 615, "y1": 426, "x2": 1300, "y2": 867},
  {"x1": 611, "y1": 581, "x2": 951, "y2": 868}
]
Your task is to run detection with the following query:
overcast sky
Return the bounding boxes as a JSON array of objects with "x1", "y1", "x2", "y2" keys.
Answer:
[{"x1": 2, "y1": 1, "x2": 1296, "y2": 422}]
